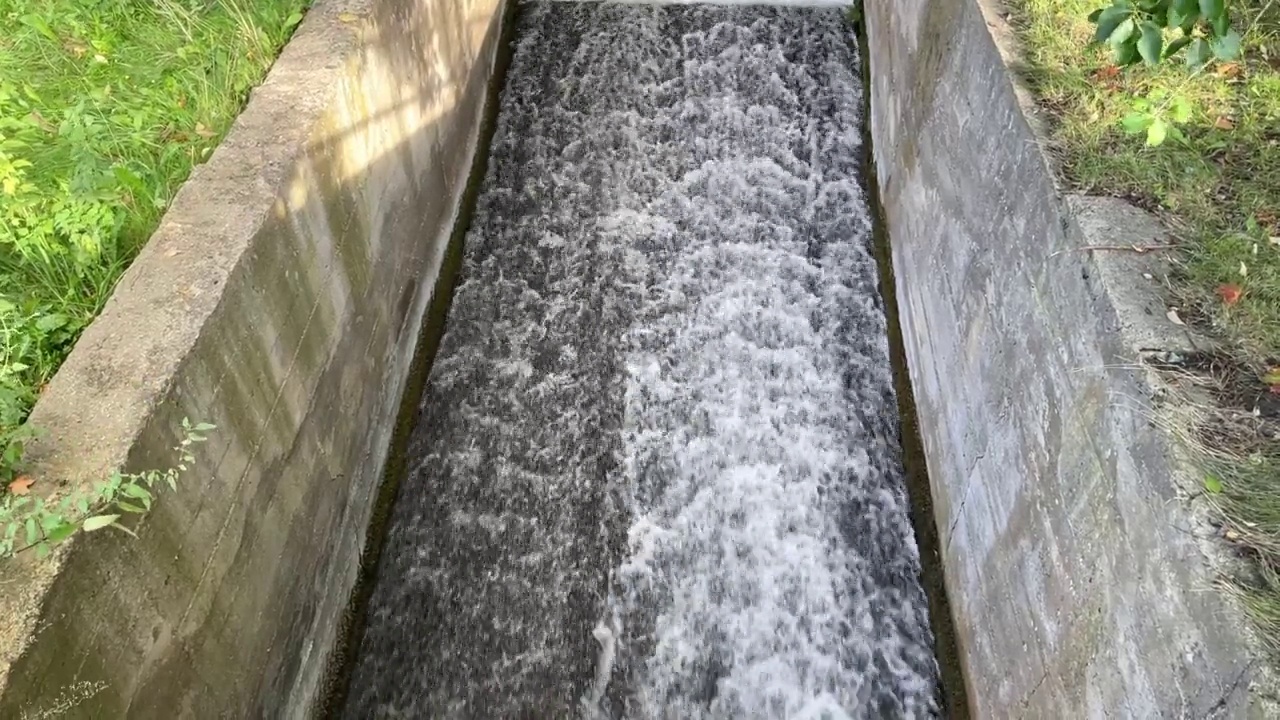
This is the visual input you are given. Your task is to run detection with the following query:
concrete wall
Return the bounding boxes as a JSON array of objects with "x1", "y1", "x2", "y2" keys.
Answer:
[
  {"x1": 0, "y1": 0, "x2": 505, "y2": 716},
  {"x1": 865, "y1": 0, "x2": 1273, "y2": 717}
]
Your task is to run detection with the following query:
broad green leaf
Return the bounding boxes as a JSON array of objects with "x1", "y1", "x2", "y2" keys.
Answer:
[
  {"x1": 1173, "y1": 0, "x2": 1198, "y2": 16},
  {"x1": 1147, "y1": 118, "x2": 1169, "y2": 145},
  {"x1": 193, "y1": 423, "x2": 216, "y2": 432},
  {"x1": 1212, "y1": 29, "x2": 1242, "y2": 60},
  {"x1": 1186, "y1": 38, "x2": 1212, "y2": 67},
  {"x1": 117, "y1": 500, "x2": 147, "y2": 514},
  {"x1": 1170, "y1": 96, "x2": 1194, "y2": 123},
  {"x1": 3, "y1": 442, "x2": 23, "y2": 467},
  {"x1": 1095, "y1": 6, "x2": 1131, "y2": 43},
  {"x1": 34, "y1": 313, "x2": 67, "y2": 333},
  {"x1": 1110, "y1": 17, "x2": 1138, "y2": 46},
  {"x1": 1138, "y1": 22, "x2": 1164, "y2": 65},
  {"x1": 35, "y1": 542, "x2": 49, "y2": 559},
  {"x1": 24, "y1": 516, "x2": 36, "y2": 545},
  {"x1": 1199, "y1": 0, "x2": 1224, "y2": 20},
  {"x1": 1213, "y1": 13, "x2": 1230, "y2": 38},
  {"x1": 40, "y1": 512, "x2": 64, "y2": 532},
  {"x1": 82, "y1": 514, "x2": 120, "y2": 532},
  {"x1": 1164, "y1": 35, "x2": 1193, "y2": 58},
  {"x1": 1115, "y1": 37, "x2": 1142, "y2": 66},
  {"x1": 46, "y1": 522, "x2": 76, "y2": 544},
  {"x1": 1121, "y1": 112, "x2": 1153, "y2": 133},
  {"x1": 122, "y1": 484, "x2": 152, "y2": 502},
  {"x1": 1089, "y1": 7, "x2": 1104, "y2": 21},
  {"x1": 1205, "y1": 474, "x2": 1224, "y2": 493}
]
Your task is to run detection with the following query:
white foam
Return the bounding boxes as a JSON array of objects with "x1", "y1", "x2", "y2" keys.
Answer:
[{"x1": 566, "y1": 6, "x2": 941, "y2": 717}]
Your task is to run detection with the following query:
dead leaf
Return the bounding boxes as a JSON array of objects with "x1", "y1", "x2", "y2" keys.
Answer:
[
  {"x1": 27, "y1": 111, "x2": 56, "y2": 134},
  {"x1": 194, "y1": 122, "x2": 216, "y2": 139},
  {"x1": 1225, "y1": 528, "x2": 1241, "y2": 541},
  {"x1": 1166, "y1": 308, "x2": 1186, "y2": 326},
  {"x1": 1217, "y1": 62, "x2": 1243, "y2": 79},
  {"x1": 338, "y1": 11, "x2": 359, "y2": 22},
  {"x1": 1218, "y1": 283, "x2": 1243, "y2": 305},
  {"x1": 169, "y1": 128, "x2": 191, "y2": 143},
  {"x1": 8, "y1": 475, "x2": 34, "y2": 496},
  {"x1": 1240, "y1": 261, "x2": 1249, "y2": 277},
  {"x1": 1091, "y1": 65, "x2": 1122, "y2": 91},
  {"x1": 62, "y1": 39, "x2": 88, "y2": 58},
  {"x1": 1214, "y1": 116, "x2": 1236, "y2": 131}
]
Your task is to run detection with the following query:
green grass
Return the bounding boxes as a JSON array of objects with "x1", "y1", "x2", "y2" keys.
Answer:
[
  {"x1": 0, "y1": 0, "x2": 306, "y2": 485},
  {"x1": 1005, "y1": 0, "x2": 1280, "y2": 647}
]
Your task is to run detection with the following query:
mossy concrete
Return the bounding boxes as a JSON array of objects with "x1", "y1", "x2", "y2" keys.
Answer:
[
  {"x1": 0, "y1": 0, "x2": 506, "y2": 716},
  {"x1": 866, "y1": 0, "x2": 1277, "y2": 716}
]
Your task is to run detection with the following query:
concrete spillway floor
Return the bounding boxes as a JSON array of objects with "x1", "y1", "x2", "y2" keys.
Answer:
[{"x1": 341, "y1": 3, "x2": 942, "y2": 717}]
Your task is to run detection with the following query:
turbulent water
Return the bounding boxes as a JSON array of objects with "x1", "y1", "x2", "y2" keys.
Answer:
[{"x1": 341, "y1": 3, "x2": 941, "y2": 718}]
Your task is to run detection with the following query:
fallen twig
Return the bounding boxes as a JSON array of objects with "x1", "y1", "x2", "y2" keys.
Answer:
[{"x1": 1049, "y1": 243, "x2": 1177, "y2": 259}]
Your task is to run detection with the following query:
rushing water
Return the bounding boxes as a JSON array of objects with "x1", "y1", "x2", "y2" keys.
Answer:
[{"x1": 341, "y1": 3, "x2": 941, "y2": 718}]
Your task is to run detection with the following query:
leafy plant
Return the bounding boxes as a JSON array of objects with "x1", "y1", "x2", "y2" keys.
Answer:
[
  {"x1": 0, "y1": 418, "x2": 214, "y2": 560},
  {"x1": 1088, "y1": 0, "x2": 1243, "y2": 68},
  {"x1": 1121, "y1": 87, "x2": 1197, "y2": 144},
  {"x1": 0, "y1": 0, "x2": 308, "y2": 495}
]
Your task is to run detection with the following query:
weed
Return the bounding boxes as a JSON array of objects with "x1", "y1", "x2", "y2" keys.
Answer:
[
  {"x1": 0, "y1": 0, "x2": 305, "y2": 493},
  {"x1": 1087, "y1": 0, "x2": 1242, "y2": 68},
  {"x1": 1, "y1": 418, "x2": 214, "y2": 561}
]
